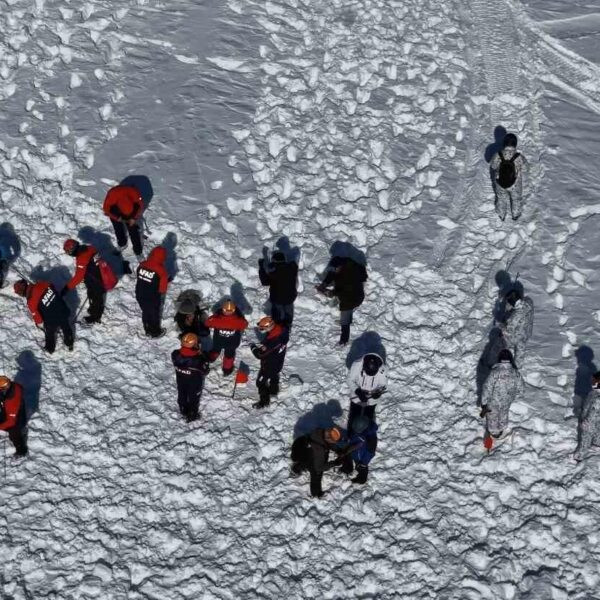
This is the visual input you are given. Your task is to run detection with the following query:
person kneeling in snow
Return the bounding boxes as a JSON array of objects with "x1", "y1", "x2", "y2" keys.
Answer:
[
  {"x1": 347, "y1": 353, "x2": 386, "y2": 434},
  {"x1": 171, "y1": 333, "x2": 210, "y2": 423},
  {"x1": 250, "y1": 316, "x2": 289, "y2": 409},
  {"x1": 339, "y1": 415, "x2": 378, "y2": 485},
  {"x1": 489, "y1": 132, "x2": 528, "y2": 221},
  {"x1": 501, "y1": 288, "x2": 534, "y2": 364},
  {"x1": 291, "y1": 426, "x2": 345, "y2": 498},
  {"x1": 480, "y1": 349, "x2": 523, "y2": 444},
  {"x1": 573, "y1": 372, "x2": 600, "y2": 462}
]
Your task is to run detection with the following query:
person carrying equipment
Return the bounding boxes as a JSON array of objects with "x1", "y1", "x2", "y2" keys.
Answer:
[
  {"x1": 250, "y1": 316, "x2": 289, "y2": 409},
  {"x1": 291, "y1": 426, "x2": 345, "y2": 498},
  {"x1": 204, "y1": 300, "x2": 248, "y2": 376},
  {"x1": 135, "y1": 246, "x2": 169, "y2": 338},
  {"x1": 489, "y1": 132, "x2": 528, "y2": 221},
  {"x1": 102, "y1": 184, "x2": 145, "y2": 257},
  {"x1": 171, "y1": 333, "x2": 210, "y2": 422},
  {"x1": 174, "y1": 289, "x2": 210, "y2": 340},
  {"x1": 14, "y1": 279, "x2": 74, "y2": 353},
  {"x1": 258, "y1": 248, "x2": 298, "y2": 326},
  {"x1": 62, "y1": 238, "x2": 117, "y2": 325},
  {"x1": 0, "y1": 376, "x2": 28, "y2": 457}
]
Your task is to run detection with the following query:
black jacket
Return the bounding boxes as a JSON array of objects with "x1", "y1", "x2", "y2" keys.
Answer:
[
  {"x1": 171, "y1": 349, "x2": 209, "y2": 390},
  {"x1": 252, "y1": 325, "x2": 289, "y2": 375},
  {"x1": 258, "y1": 259, "x2": 298, "y2": 305},
  {"x1": 174, "y1": 308, "x2": 210, "y2": 337},
  {"x1": 291, "y1": 429, "x2": 337, "y2": 475},
  {"x1": 322, "y1": 256, "x2": 367, "y2": 311}
]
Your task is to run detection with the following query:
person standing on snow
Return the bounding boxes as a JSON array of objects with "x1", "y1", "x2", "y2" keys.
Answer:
[
  {"x1": 480, "y1": 349, "x2": 523, "y2": 444},
  {"x1": 0, "y1": 376, "x2": 28, "y2": 457},
  {"x1": 171, "y1": 333, "x2": 210, "y2": 423},
  {"x1": 103, "y1": 184, "x2": 145, "y2": 258},
  {"x1": 489, "y1": 132, "x2": 528, "y2": 221},
  {"x1": 339, "y1": 415, "x2": 378, "y2": 485},
  {"x1": 258, "y1": 248, "x2": 298, "y2": 327},
  {"x1": 14, "y1": 279, "x2": 74, "y2": 353},
  {"x1": 135, "y1": 246, "x2": 169, "y2": 338},
  {"x1": 291, "y1": 426, "x2": 345, "y2": 498},
  {"x1": 501, "y1": 288, "x2": 534, "y2": 363},
  {"x1": 61, "y1": 239, "x2": 116, "y2": 325},
  {"x1": 347, "y1": 353, "x2": 387, "y2": 433},
  {"x1": 573, "y1": 372, "x2": 600, "y2": 461},
  {"x1": 316, "y1": 255, "x2": 367, "y2": 345},
  {"x1": 250, "y1": 316, "x2": 289, "y2": 409},
  {"x1": 204, "y1": 300, "x2": 248, "y2": 376}
]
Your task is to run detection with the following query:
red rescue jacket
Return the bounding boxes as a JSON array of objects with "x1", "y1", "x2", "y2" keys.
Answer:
[
  {"x1": 0, "y1": 383, "x2": 23, "y2": 430},
  {"x1": 204, "y1": 313, "x2": 248, "y2": 331},
  {"x1": 66, "y1": 245, "x2": 97, "y2": 290},
  {"x1": 27, "y1": 281, "x2": 52, "y2": 325},
  {"x1": 138, "y1": 247, "x2": 169, "y2": 294},
  {"x1": 103, "y1": 186, "x2": 144, "y2": 221}
]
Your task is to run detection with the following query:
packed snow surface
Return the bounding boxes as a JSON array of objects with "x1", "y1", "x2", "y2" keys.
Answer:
[{"x1": 1, "y1": 0, "x2": 600, "y2": 598}]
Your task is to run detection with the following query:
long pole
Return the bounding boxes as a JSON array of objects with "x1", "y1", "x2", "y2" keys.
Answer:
[{"x1": 73, "y1": 297, "x2": 89, "y2": 323}]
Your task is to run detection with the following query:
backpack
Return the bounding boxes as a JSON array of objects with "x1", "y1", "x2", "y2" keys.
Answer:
[
  {"x1": 497, "y1": 151, "x2": 520, "y2": 189},
  {"x1": 95, "y1": 256, "x2": 118, "y2": 290}
]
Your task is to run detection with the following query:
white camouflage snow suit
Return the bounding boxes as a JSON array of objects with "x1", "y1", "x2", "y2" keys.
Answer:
[
  {"x1": 348, "y1": 354, "x2": 387, "y2": 406},
  {"x1": 502, "y1": 297, "x2": 534, "y2": 362},
  {"x1": 490, "y1": 145, "x2": 527, "y2": 220},
  {"x1": 574, "y1": 388, "x2": 600, "y2": 461},
  {"x1": 481, "y1": 361, "x2": 523, "y2": 436}
]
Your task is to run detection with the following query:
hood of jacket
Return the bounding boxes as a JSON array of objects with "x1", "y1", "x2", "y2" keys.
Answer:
[{"x1": 147, "y1": 246, "x2": 166, "y2": 265}]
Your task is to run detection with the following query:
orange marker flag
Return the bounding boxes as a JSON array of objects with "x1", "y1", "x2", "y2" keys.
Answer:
[{"x1": 231, "y1": 362, "x2": 250, "y2": 399}]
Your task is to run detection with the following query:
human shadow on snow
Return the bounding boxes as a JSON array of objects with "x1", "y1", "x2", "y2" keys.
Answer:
[
  {"x1": 345, "y1": 331, "x2": 387, "y2": 369},
  {"x1": 120, "y1": 175, "x2": 154, "y2": 212},
  {"x1": 574, "y1": 346, "x2": 597, "y2": 419},
  {"x1": 0, "y1": 222, "x2": 22, "y2": 287},
  {"x1": 329, "y1": 240, "x2": 367, "y2": 266},
  {"x1": 274, "y1": 235, "x2": 301, "y2": 264},
  {"x1": 493, "y1": 270, "x2": 524, "y2": 324},
  {"x1": 293, "y1": 399, "x2": 343, "y2": 439},
  {"x1": 78, "y1": 226, "x2": 129, "y2": 279},
  {"x1": 476, "y1": 327, "x2": 506, "y2": 406},
  {"x1": 211, "y1": 281, "x2": 253, "y2": 317},
  {"x1": 484, "y1": 125, "x2": 507, "y2": 163},
  {"x1": 161, "y1": 232, "x2": 178, "y2": 282},
  {"x1": 14, "y1": 350, "x2": 42, "y2": 420}
]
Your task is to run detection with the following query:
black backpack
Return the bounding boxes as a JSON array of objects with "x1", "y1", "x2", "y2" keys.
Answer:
[{"x1": 497, "y1": 152, "x2": 520, "y2": 189}]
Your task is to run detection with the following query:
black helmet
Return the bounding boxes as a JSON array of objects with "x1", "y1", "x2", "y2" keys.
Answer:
[
  {"x1": 503, "y1": 133, "x2": 518, "y2": 148},
  {"x1": 362, "y1": 354, "x2": 383, "y2": 376},
  {"x1": 352, "y1": 415, "x2": 370, "y2": 434}
]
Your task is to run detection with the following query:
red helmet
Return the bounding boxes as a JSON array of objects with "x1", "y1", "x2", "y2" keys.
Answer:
[
  {"x1": 63, "y1": 238, "x2": 79, "y2": 256},
  {"x1": 13, "y1": 279, "x2": 29, "y2": 297}
]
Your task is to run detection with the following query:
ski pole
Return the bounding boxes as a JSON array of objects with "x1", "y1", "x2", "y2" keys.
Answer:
[
  {"x1": 11, "y1": 264, "x2": 31, "y2": 282},
  {"x1": 73, "y1": 297, "x2": 89, "y2": 323},
  {"x1": 143, "y1": 217, "x2": 152, "y2": 236}
]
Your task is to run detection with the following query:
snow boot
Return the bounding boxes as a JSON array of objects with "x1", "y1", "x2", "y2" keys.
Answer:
[
  {"x1": 338, "y1": 324, "x2": 350, "y2": 346},
  {"x1": 84, "y1": 315, "x2": 101, "y2": 325},
  {"x1": 351, "y1": 465, "x2": 368, "y2": 484}
]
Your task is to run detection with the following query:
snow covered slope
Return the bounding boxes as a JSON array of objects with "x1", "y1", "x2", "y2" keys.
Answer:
[{"x1": 1, "y1": 0, "x2": 600, "y2": 598}]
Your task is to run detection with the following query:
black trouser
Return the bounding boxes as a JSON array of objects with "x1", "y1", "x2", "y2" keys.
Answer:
[
  {"x1": 0, "y1": 259, "x2": 7, "y2": 288},
  {"x1": 44, "y1": 319, "x2": 74, "y2": 353},
  {"x1": 291, "y1": 437, "x2": 324, "y2": 497},
  {"x1": 6, "y1": 406, "x2": 27, "y2": 456},
  {"x1": 347, "y1": 402, "x2": 376, "y2": 435},
  {"x1": 138, "y1": 298, "x2": 162, "y2": 337},
  {"x1": 87, "y1": 284, "x2": 106, "y2": 321},
  {"x1": 256, "y1": 368, "x2": 280, "y2": 405},
  {"x1": 111, "y1": 219, "x2": 143, "y2": 255},
  {"x1": 177, "y1": 380, "x2": 203, "y2": 419}
]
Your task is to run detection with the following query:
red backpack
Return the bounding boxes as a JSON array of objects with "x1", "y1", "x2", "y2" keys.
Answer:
[{"x1": 94, "y1": 256, "x2": 118, "y2": 290}]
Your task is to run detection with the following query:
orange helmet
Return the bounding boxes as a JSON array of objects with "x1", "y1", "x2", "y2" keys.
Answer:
[
  {"x1": 222, "y1": 300, "x2": 236, "y2": 316},
  {"x1": 0, "y1": 376, "x2": 11, "y2": 391},
  {"x1": 325, "y1": 427, "x2": 341, "y2": 442},
  {"x1": 181, "y1": 333, "x2": 199, "y2": 349},
  {"x1": 257, "y1": 316, "x2": 275, "y2": 333},
  {"x1": 63, "y1": 238, "x2": 79, "y2": 256}
]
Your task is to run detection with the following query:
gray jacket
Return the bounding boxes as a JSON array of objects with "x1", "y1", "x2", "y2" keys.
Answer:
[
  {"x1": 574, "y1": 388, "x2": 600, "y2": 461},
  {"x1": 481, "y1": 362, "x2": 523, "y2": 435},
  {"x1": 502, "y1": 297, "x2": 534, "y2": 353}
]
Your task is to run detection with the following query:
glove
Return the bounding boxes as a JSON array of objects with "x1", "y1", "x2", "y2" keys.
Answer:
[
  {"x1": 371, "y1": 389, "x2": 383, "y2": 400},
  {"x1": 202, "y1": 362, "x2": 210, "y2": 376},
  {"x1": 480, "y1": 406, "x2": 489, "y2": 418},
  {"x1": 355, "y1": 388, "x2": 369, "y2": 403},
  {"x1": 60, "y1": 286, "x2": 69, "y2": 297},
  {"x1": 250, "y1": 344, "x2": 261, "y2": 358}
]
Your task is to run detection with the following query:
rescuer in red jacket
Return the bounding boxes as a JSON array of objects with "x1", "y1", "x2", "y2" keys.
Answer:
[
  {"x1": 135, "y1": 246, "x2": 169, "y2": 337},
  {"x1": 14, "y1": 279, "x2": 74, "y2": 353},
  {"x1": 62, "y1": 238, "x2": 112, "y2": 325},
  {"x1": 0, "y1": 376, "x2": 28, "y2": 456},
  {"x1": 204, "y1": 300, "x2": 248, "y2": 375},
  {"x1": 103, "y1": 184, "x2": 145, "y2": 256}
]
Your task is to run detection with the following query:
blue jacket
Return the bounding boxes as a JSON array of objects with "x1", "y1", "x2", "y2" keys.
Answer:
[{"x1": 348, "y1": 422, "x2": 378, "y2": 465}]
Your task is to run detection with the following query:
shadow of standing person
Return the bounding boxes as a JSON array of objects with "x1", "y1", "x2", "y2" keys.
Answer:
[
  {"x1": 14, "y1": 350, "x2": 42, "y2": 420},
  {"x1": 574, "y1": 346, "x2": 597, "y2": 419}
]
